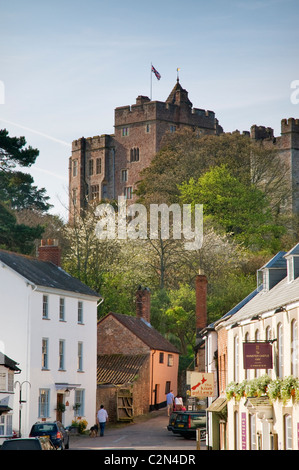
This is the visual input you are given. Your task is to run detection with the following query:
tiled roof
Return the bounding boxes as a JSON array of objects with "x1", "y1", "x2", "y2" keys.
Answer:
[
  {"x1": 0, "y1": 249, "x2": 100, "y2": 298},
  {"x1": 97, "y1": 354, "x2": 148, "y2": 385},
  {"x1": 102, "y1": 312, "x2": 180, "y2": 354}
]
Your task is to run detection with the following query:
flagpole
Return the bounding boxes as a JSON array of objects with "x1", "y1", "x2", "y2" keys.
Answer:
[{"x1": 150, "y1": 62, "x2": 152, "y2": 101}]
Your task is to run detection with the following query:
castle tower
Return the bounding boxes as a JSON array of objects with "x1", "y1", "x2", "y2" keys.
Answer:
[
  {"x1": 68, "y1": 81, "x2": 223, "y2": 221},
  {"x1": 280, "y1": 118, "x2": 299, "y2": 214}
]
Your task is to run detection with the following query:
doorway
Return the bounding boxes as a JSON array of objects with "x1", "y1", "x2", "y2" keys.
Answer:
[{"x1": 56, "y1": 393, "x2": 64, "y2": 423}]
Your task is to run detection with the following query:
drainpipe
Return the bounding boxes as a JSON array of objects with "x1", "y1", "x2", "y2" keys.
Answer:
[{"x1": 151, "y1": 350, "x2": 156, "y2": 410}]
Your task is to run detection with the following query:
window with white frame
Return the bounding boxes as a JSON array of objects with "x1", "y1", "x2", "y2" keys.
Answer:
[
  {"x1": 59, "y1": 340, "x2": 65, "y2": 370},
  {"x1": 277, "y1": 323, "x2": 283, "y2": 378},
  {"x1": 59, "y1": 297, "x2": 65, "y2": 321},
  {"x1": 0, "y1": 414, "x2": 12, "y2": 436},
  {"x1": 244, "y1": 332, "x2": 249, "y2": 379},
  {"x1": 77, "y1": 342, "x2": 83, "y2": 371},
  {"x1": 284, "y1": 414, "x2": 292, "y2": 450},
  {"x1": 266, "y1": 326, "x2": 272, "y2": 377},
  {"x1": 78, "y1": 301, "x2": 83, "y2": 324},
  {"x1": 291, "y1": 319, "x2": 298, "y2": 376},
  {"x1": 74, "y1": 389, "x2": 85, "y2": 417},
  {"x1": 249, "y1": 414, "x2": 256, "y2": 450},
  {"x1": 42, "y1": 338, "x2": 49, "y2": 369},
  {"x1": 42, "y1": 295, "x2": 49, "y2": 319},
  {"x1": 38, "y1": 389, "x2": 50, "y2": 418},
  {"x1": 234, "y1": 335, "x2": 239, "y2": 382}
]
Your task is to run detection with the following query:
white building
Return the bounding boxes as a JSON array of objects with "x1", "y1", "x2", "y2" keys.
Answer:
[
  {"x1": 222, "y1": 243, "x2": 299, "y2": 450},
  {"x1": 0, "y1": 241, "x2": 100, "y2": 442}
]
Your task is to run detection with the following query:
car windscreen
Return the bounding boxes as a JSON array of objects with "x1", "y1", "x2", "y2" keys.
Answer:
[
  {"x1": 1, "y1": 439, "x2": 41, "y2": 450},
  {"x1": 31, "y1": 424, "x2": 56, "y2": 433},
  {"x1": 175, "y1": 413, "x2": 206, "y2": 424}
]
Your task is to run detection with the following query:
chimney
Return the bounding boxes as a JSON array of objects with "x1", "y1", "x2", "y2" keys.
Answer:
[
  {"x1": 195, "y1": 269, "x2": 207, "y2": 335},
  {"x1": 38, "y1": 239, "x2": 61, "y2": 267},
  {"x1": 136, "y1": 286, "x2": 151, "y2": 324}
]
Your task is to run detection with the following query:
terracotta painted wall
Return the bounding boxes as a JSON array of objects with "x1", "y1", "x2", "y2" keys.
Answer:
[{"x1": 149, "y1": 349, "x2": 179, "y2": 407}]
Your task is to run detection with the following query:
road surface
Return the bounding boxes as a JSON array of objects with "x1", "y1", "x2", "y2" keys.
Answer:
[{"x1": 70, "y1": 408, "x2": 206, "y2": 451}]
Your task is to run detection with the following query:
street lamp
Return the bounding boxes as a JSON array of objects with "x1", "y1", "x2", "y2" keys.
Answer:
[{"x1": 14, "y1": 381, "x2": 31, "y2": 437}]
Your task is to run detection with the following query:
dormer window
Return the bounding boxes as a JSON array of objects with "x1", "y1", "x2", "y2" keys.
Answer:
[
  {"x1": 287, "y1": 257, "x2": 294, "y2": 282},
  {"x1": 285, "y1": 244, "x2": 299, "y2": 282}
]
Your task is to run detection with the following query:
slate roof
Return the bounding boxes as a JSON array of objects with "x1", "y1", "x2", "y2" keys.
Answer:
[
  {"x1": 100, "y1": 312, "x2": 180, "y2": 354},
  {"x1": 259, "y1": 251, "x2": 287, "y2": 269},
  {"x1": 222, "y1": 275, "x2": 299, "y2": 327},
  {"x1": 97, "y1": 354, "x2": 148, "y2": 385},
  {"x1": 0, "y1": 249, "x2": 100, "y2": 298},
  {"x1": 0, "y1": 352, "x2": 21, "y2": 372}
]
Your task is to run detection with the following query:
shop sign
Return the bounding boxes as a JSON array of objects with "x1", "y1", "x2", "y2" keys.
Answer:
[
  {"x1": 186, "y1": 371, "x2": 214, "y2": 397},
  {"x1": 243, "y1": 342, "x2": 273, "y2": 369}
]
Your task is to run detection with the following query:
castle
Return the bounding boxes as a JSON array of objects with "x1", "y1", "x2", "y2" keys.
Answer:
[{"x1": 68, "y1": 80, "x2": 299, "y2": 219}]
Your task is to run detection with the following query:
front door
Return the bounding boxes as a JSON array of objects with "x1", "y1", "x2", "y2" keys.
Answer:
[{"x1": 56, "y1": 393, "x2": 64, "y2": 423}]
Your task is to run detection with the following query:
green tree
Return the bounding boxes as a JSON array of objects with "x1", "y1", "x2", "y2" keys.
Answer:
[
  {"x1": 0, "y1": 203, "x2": 44, "y2": 254},
  {"x1": 136, "y1": 130, "x2": 290, "y2": 216},
  {"x1": 0, "y1": 129, "x2": 51, "y2": 212},
  {"x1": 179, "y1": 165, "x2": 285, "y2": 252}
]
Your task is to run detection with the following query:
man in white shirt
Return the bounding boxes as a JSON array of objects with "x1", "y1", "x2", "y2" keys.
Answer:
[{"x1": 97, "y1": 404, "x2": 108, "y2": 436}]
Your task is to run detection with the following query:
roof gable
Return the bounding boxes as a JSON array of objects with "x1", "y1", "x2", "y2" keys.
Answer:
[{"x1": 99, "y1": 312, "x2": 180, "y2": 354}]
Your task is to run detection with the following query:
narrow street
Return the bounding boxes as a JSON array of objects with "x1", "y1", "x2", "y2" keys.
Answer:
[{"x1": 69, "y1": 408, "x2": 206, "y2": 451}]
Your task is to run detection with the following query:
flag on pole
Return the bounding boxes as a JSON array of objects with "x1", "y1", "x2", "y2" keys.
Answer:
[{"x1": 151, "y1": 65, "x2": 161, "y2": 80}]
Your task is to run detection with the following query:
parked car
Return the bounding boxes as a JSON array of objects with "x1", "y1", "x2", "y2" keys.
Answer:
[
  {"x1": 1, "y1": 437, "x2": 55, "y2": 450},
  {"x1": 172, "y1": 410, "x2": 206, "y2": 439},
  {"x1": 167, "y1": 411, "x2": 181, "y2": 431},
  {"x1": 29, "y1": 421, "x2": 69, "y2": 450}
]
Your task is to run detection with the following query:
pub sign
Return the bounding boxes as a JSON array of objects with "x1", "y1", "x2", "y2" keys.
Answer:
[{"x1": 243, "y1": 342, "x2": 273, "y2": 369}]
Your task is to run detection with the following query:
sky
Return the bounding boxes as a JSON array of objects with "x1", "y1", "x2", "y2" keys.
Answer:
[{"x1": 0, "y1": 0, "x2": 298, "y2": 220}]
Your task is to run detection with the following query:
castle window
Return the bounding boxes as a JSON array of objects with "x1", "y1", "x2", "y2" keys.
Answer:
[
  {"x1": 124, "y1": 186, "x2": 133, "y2": 199},
  {"x1": 72, "y1": 159, "x2": 78, "y2": 177},
  {"x1": 146, "y1": 124, "x2": 150, "y2": 133},
  {"x1": 88, "y1": 159, "x2": 94, "y2": 176},
  {"x1": 130, "y1": 148, "x2": 139, "y2": 162},
  {"x1": 122, "y1": 127, "x2": 129, "y2": 137},
  {"x1": 121, "y1": 169, "x2": 128, "y2": 182},
  {"x1": 170, "y1": 125, "x2": 176, "y2": 133},
  {"x1": 90, "y1": 185, "x2": 99, "y2": 200},
  {"x1": 96, "y1": 158, "x2": 102, "y2": 174},
  {"x1": 72, "y1": 188, "x2": 77, "y2": 206}
]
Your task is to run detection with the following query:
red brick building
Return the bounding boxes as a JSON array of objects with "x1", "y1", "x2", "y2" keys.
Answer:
[
  {"x1": 96, "y1": 288, "x2": 180, "y2": 421},
  {"x1": 68, "y1": 80, "x2": 223, "y2": 220}
]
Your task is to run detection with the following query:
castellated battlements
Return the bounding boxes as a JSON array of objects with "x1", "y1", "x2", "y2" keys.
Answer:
[
  {"x1": 281, "y1": 118, "x2": 299, "y2": 134},
  {"x1": 72, "y1": 134, "x2": 112, "y2": 151},
  {"x1": 250, "y1": 125, "x2": 274, "y2": 141},
  {"x1": 114, "y1": 96, "x2": 218, "y2": 131}
]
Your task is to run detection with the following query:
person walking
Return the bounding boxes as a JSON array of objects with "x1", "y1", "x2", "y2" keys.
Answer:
[
  {"x1": 97, "y1": 404, "x2": 108, "y2": 436},
  {"x1": 166, "y1": 390, "x2": 174, "y2": 416}
]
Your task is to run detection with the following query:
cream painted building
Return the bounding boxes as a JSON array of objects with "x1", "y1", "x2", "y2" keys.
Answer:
[{"x1": 220, "y1": 244, "x2": 299, "y2": 450}]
